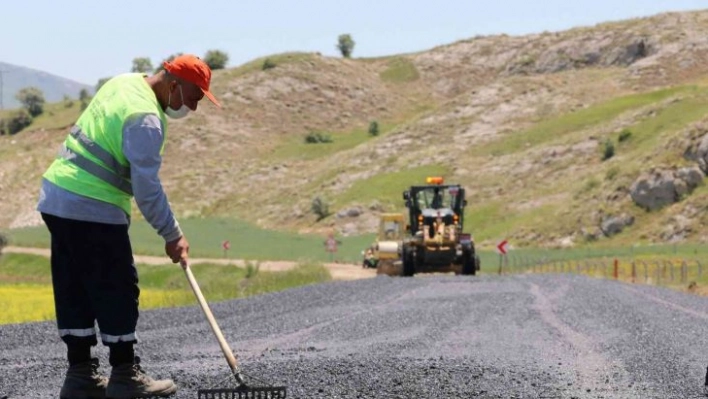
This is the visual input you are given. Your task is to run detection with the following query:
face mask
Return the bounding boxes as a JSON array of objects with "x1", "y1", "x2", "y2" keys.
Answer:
[{"x1": 165, "y1": 85, "x2": 190, "y2": 119}]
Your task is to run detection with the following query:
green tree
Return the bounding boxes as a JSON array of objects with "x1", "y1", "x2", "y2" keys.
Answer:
[
  {"x1": 602, "y1": 139, "x2": 615, "y2": 161},
  {"x1": 154, "y1": 53, "x2": 184, "y2": 73},
  {"x1": 337, "y1": 34, "x2": 355, "y2": 58},
  {"x1": 204, "y1": 50, "x2": 229, "y2": 70},
  {"x1": 7, "y1": 109, "x2": 32, "y2": 134},
  {"x1": 131, "y1": 57, "x2": 153, "y2": 73},
  {"x1": 311, "y1": 196, "x2": 331, "y2": 221},
  {"x1": 368, "y1": 120, "x2": 380, "y2": 136},
  {"x1": 79, "y1": 89, "x2": 90, "y2": 102},
  {"x1": 96, "y1": 77, "x2": 111, "y2": 92},
  {"x1": 79, "y1": 88, "x2": 92, "y2": 111},
  {"x1": 15, "y1": 87, "x2": 45, "y2": 117}
]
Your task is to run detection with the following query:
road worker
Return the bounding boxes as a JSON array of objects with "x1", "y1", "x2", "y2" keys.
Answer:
[{"x1": 36, "y1": 54, "x2": 220, "y2": 399}]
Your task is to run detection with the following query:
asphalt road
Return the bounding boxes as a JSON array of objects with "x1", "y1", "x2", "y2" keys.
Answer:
[{"x1": 2, "y1": 273, "x2": 708, "y2": 398}]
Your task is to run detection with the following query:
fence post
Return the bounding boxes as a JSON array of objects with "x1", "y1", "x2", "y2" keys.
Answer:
[
  {"x1": 698, "y1": 260, "x2": 703, "y2": 280},
  {"x1": 668, "y1": 260, "x2": 674, "y2": 283},
  {"x1": 631, "y1": 261, "x2": 636, "y2": 284},
  {"x1": 681, "y1": 260, "x2": 687, "y2": 284},
  {"x1": 613, "y1": 258, "x2": 619, "y2": 280},
  {"x1": 642, "y1": 261, "x2": 648, "y2": 284}
]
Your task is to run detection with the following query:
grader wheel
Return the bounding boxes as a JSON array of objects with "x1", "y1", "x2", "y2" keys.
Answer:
[{"x1": 376, "y1": 259, "x2": 403, "y2": 276}]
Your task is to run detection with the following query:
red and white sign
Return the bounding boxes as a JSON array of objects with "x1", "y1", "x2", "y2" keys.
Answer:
[
  {"x1": 325, "y1": 237, "x2": 338, "y2": 253},
  {"x1": 222, "y1": 240, "x2": 231, "y2": 251},
  {"x1": 496, "y1": 239, "x2": 509, "y2": 255}
]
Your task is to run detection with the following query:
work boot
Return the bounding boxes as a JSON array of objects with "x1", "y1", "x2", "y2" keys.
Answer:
[
  {"x1": 106, "y1": 356, "x2": 177, "y2": 398},
  {"x1": 59, "y1": 358, "x2": 108, "y2": 399}
]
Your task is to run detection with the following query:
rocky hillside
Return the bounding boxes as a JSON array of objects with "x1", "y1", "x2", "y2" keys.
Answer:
[{"x1": 4, "y1": 9, "x2": 708, "y2": 249}]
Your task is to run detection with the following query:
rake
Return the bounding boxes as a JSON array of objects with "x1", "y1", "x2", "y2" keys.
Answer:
[{"x1": 182, "y1": 261, "x2": 287, "y2": 399}]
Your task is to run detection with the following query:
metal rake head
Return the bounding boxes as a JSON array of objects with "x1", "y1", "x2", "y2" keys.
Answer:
[{"x1": 197, "y1": 386, "x2": 287, "y2": 399}]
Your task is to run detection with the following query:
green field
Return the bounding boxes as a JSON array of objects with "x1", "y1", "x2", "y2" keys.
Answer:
[
  {"x1": 9, "y1": 214, "x2": 708, "y2": 273},
  {"x1": 6, "y1": 217, "x2": 375, "y2": 263},
  {"x1": 0, "y1": 253, "x2": 331, "y2": 325}
]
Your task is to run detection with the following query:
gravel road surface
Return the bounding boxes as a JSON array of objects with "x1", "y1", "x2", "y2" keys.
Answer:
[{"x1": 2, "y1": 273, "x2": 708, "y2": 398}]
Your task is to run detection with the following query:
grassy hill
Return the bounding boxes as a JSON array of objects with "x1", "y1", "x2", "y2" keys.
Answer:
[{"x1": 4, "y1": 9, "x2": 708, "y2": 253}]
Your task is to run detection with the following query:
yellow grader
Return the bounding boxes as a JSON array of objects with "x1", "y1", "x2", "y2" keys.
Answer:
[
  {"x1": 365, "y1": 213, "x2": 406, "y2": 275},
  {"x1": 373, "y1": 177, "x2": 480, "y2": 277}
]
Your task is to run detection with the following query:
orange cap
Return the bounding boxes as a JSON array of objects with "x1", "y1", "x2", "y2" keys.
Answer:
[{"x1": 163, "y1": 54, "x2": 221, "y2": 108}]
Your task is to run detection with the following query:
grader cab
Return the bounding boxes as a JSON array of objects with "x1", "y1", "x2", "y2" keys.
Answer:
[{"x1": 400, "y1": 177, "x2": 480, "y2": 276}]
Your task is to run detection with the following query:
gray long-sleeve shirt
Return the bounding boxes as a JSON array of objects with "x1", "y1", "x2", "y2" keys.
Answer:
[{"x1": 37, "y1": 113, "x2": 182, "y2": 242}]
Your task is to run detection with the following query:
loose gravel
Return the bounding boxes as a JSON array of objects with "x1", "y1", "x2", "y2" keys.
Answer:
[{"x1": 2, "y1": 274, "x2": 708, "y2": 398}]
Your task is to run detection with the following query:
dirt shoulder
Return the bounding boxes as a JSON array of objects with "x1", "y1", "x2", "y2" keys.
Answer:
[{"x1": 3, "y1": 246, "x2": 375, "y2": 281}]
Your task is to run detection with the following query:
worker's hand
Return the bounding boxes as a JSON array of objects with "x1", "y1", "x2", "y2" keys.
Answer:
[{"x1": 165, "y1": 235, "x2": 189, "y2": 268}]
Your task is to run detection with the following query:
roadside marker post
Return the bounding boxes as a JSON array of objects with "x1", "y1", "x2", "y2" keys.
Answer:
[
  {"x1": 497, "y1": 240, "x2": 508, "y2": 275},
  {"x1": 222, "y1": 240, "x2": 230, "y2": 258},
  {"x1": 324, "y1": 234, "x2": 340, "y2": 262}
]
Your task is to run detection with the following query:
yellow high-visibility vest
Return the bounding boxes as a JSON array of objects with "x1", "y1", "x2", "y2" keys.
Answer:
[{"x1": 43, "y1": 73, "x2": 167, "y2": 215}]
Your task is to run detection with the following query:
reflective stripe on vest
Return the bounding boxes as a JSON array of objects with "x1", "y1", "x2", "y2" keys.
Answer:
[
  {"x1": 59, "y1": 144, "x2": 133, "y2": 195},
  {"x1": 69, "y1": 125, "x2": 131, "y2": 180}
]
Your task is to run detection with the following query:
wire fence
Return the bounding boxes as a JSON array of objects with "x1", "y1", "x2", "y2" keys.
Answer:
[{"x1": 494, "y1": 253, "x2": 708, "y2": 290}]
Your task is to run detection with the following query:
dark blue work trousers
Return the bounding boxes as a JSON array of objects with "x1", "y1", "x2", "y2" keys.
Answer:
[{"x1": 41, "y1": 213, "x2": 140, "y2": 347}]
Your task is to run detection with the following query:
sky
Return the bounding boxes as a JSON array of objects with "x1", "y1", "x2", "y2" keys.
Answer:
[{"x1": 2, "y1": 0, "x2": 707, "y2": 85}]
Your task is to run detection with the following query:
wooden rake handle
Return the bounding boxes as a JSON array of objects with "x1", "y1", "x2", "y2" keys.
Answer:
[{"x1": 182, "y1": 262, "x2": 244, "y2": 383}]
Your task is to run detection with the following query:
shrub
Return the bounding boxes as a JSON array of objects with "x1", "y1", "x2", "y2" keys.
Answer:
[
  {"x1": 368, "y1": 120, "x2": 380, "y2": 136},
  {"x1": 7, "y1": 109, "x2": 32, "y2": 134},
  {"x1": 618, "y1": 129, "x2": 632, "y2": 142},
  {"x1": 304, "y1": 131, "x2": 333, "y2": 144},
  {"x1": 0, "y1": 232, "x2": 7, "y2": 255},
  {"x1": 602, "y1": 139, "x2": 615, "y2": 161},
  {"x1": 311, "y1": 196, "x2": 331, "y2": 221},
  {"x1": 204, "y1": 50, "x2": 229, "y2": 70},
  {"x1": 262, "y1": 58, "x2": 277, "y2": 71},
  {"x1": 244, "y1": 261, "x2": 260, "y2": 278}
]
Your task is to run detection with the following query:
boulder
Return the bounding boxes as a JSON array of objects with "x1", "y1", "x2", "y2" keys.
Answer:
[
  {"x1": 695, "y1": 133, "x2": 708, "y2": 174},
  {"x1": 600, "y1": 214, "x2": 635, "y2": 237},
  {"x1": 336, "y1": 206, "x2": 363, "y2": 219},
  {"x1": 676, "y1": 166, "x2": 703, "y2": 189},
  {"x1": 630, "y1": 167, "x2": 703, "y2": 211},
  {"x1": 629, "y1": 170, "x2": 677, "y2": 211}
]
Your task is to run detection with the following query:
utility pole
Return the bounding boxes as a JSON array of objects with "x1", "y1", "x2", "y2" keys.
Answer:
[{"x1": 0, "y1": 69, "x2": 8, "y2": 110}]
